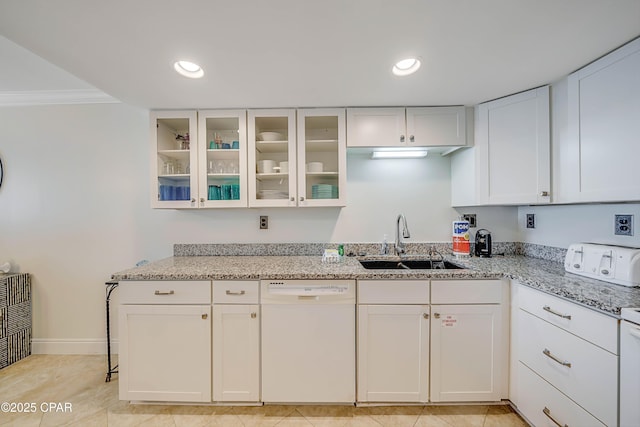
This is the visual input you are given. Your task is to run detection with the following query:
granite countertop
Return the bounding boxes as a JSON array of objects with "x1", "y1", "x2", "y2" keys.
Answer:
[{"x1": 112, "y1": 254, "x2": 640, "y2": 317}]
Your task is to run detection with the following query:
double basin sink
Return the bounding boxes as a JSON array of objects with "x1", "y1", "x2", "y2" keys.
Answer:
[{"x1": 359, "y1": 259, "x2": 463, "y2": 270}]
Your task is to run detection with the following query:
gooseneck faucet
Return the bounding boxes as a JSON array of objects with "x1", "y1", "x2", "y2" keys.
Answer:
[{"x1": 395, "y1": 214, "x2": 411, "y2": 255}]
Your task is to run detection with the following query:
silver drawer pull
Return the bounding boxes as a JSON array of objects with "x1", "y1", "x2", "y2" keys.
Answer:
[
  {"x1": 543, "y1": 348, "x2": 572, "y2": 368},
  {"x1": 154, "y1": 290, "x2": 175, "y2": 296},
  {"x1": 225, "y1": 290, "x2": 246, "y2": 296},
  {"x1": 543, "y1": 407, "x2": 568, "y2": 427},
  {"x1": 543, "y1": 305, "x2": 572, "y2": 320}
]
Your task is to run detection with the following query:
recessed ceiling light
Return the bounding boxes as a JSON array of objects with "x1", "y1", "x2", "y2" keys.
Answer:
[
  {"x1": 174, "y1": 60, "x2": 204, "y2": 78},
  {"x1": 392, "y1": 58, "x2": 421, "y2": 76}
]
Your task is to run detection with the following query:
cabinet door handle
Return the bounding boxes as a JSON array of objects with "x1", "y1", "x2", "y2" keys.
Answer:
[
  {"x1": 202, "y1": 313, "x2": 208, "y2": 320},
  {"x1": 543, "y1": 305, "x2": 572, "y2": 320},
  {"x1": 542, "y1": 348, "x2": 572, "y2": 368},
  {"x1": 409, "y1": 135, "x2": 415, "y2": 143},
  {"x1": 540, "y1": 191, "x2": 549, "y2": 197},
  {"x1": 251, "y1": 312, "x2": 257, "y2": 319},
  {"x1": 290, "y1": 197, "x2": 295, "y2": 202},
  {"x1": 400, "y1": 135, "x2": 405, "y2": 143},
  {"x1": 225, "y1": 290, "x2": 246, "y2": 296},
  {"x1": 433, "y1": 313, "x2": 440, "y2": 319},
  {"x1": 300, "y1": 196, "x2": 305, "y2": 202},
  {"x1": 543, "y1": 407, "x2": 568, "y2": 427},
  {"x1": 423, "y1": 313, "x2": 429, "y2": 319},
  {"x1": 154, "y1": 290, "x2": 175, "y2": 296}
]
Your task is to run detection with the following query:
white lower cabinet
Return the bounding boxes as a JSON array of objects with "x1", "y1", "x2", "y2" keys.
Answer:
[
  {"x1": 513, "y1": 283, "x2": 619, "y2": 427},
  {"x1": 430, "y1": 280, "x2": 505, "y2": 402},
  {"x1": 118, "y1": 280, "x2": 212, "y2": 402},
  {"x1": 212, "y1": 280, "x2": 260, "y2": 402},
  {"x1": 357, "y1": 280, "x2": 430, "y2": 403}
]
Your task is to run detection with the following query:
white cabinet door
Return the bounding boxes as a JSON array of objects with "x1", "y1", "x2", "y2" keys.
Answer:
[
  {"x1": 248, "y1": 109, "x2": 297, "y2": 207},
  {"x1": 406, "y1": 107, "x2": 467, "y2": 147},
  {"x1": 564, "y1": 38, "x2": 640, "y2": 203},
  {"x1": 430, "y1": 304, "x2": 502, "y2": 402},
  {"x1": 346, "y1": 108, "x2": 406, "y2": 147},
  {"x1": 476, "y1": 86, "x2": 550, "y2": 205},
  {"x1": 296, "y1": 108, "x2": 347, "y2": 207},
  {"x1": 150, "y1": 111, "x2": 199, "y2": 209},
  {"x1": 357, "y1": 304, "x2": 429, "y2": 402},
  {"x1": 212, "y1": 304, "x2": 260, "y2": 402},
  {"x1": 347, "y1": 107, "x2": 468, "y2": 148},
  {"x1": 197, "y1": 110, "x2": 248, "y2": 208},
  {"x1": 118, "y1": 304, "x2": 211, "y2": 402}
]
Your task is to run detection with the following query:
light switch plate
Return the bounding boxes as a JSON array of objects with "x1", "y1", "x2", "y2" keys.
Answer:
[{"x1": 462, "y1": 214, "x2": 477, "y2": 228}]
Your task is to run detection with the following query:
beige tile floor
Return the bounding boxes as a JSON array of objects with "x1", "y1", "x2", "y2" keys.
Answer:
[{"x1": 0, "y1": 355, "x2": 529, "y2": 427}]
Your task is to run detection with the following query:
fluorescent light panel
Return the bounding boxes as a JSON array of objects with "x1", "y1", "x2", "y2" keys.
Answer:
[{"x1": 371, "y1": 150, "x2": 428, "y2": 159}]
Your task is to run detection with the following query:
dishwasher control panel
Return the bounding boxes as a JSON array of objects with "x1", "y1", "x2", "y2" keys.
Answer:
[{"x1": 260, "y1": 280, "x2": 356, "y2": 303}]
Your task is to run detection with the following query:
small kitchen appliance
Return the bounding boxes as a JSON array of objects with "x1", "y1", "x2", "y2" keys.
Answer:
[
  {"x1": 474, "y1": 229, "x2": 492, "y2": 257},
  {"x1": 564, "y1": 243, "x2": 640, "y2": 287}
]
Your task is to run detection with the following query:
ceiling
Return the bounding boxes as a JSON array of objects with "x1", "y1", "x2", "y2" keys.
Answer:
[{"x1": 0, "y1": 0, "x2": 639, "y2": 110}]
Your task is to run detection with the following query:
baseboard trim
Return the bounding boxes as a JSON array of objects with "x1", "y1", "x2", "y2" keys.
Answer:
[{"x1": 31, "y1": 339, "x2": 118, "y2": 355}]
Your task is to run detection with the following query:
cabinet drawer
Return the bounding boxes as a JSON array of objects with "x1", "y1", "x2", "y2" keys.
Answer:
[
  {"x1": 213, "y1": 280, "x2": 259, "y2": 304},
  {"x1": 516, "y1": 362, "x2": 606, "y2": 427},
  {"x1": 431, "y1": 280, "x2": 503, "y2": 304},
  {"x1": 518, "y1": 309, "x2": 617, "y2": 427},
  {"x1": 357, "y1": 280, "x2": 429, "y2": 304},
  {"x1": 119, "y1": 280, "x2": 211, "y2": 304},
  {"x1": 517, "y1": 284, "x2": 618, "y2": 353}
]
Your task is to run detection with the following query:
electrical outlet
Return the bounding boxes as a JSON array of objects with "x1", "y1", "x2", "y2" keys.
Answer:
[
  {"x1": 462, "y1": 214, "x2": 477, "y2": 228},
  {"x1": 615, "y1": 214, "x2": 633, "y2": 236},
  {"x1": 259, "y1": 215, "x2": 269, "y2": 230},
  {"x1": 526, "y1": 214, "x2": 535, "y2": 229}
]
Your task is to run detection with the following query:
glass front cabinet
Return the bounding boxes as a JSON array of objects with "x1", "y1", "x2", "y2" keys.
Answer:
[
  {"x1": 151, "y1": 108, "x2": 346, "y2": 209},
  {"x1": 151, "y1": 111, "x2": 199, "y2": 209},
  {"x1": 248, "y1": 108, "x2": 346, "y2": 208},
  {"x1": 197, "y1": 110, "x2": 247, "y2": 208}
]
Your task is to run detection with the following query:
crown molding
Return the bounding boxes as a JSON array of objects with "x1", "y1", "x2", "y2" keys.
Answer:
[{"x1": 0, "y1": 89, "x2": 120, "y2": 106}]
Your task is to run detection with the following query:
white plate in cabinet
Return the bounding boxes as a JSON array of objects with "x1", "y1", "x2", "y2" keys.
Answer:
[
  {"x1": 357, "y1": 280, "x2": 429, "y2": 304},
  {"x1": 213, "y1": 280, "x2": 259, "y2": 304},
  {"x1": 119, "y1": 280, "x2": 211, "y2": 305},
  {"x1": 516, "y1": 362, "x2": 606, "y2": 427},
  {"x1": 517, "y1": 284, "x2": 618, "y2": 353},
  {"x1": 518, "y1": 309, "x2": 617, "y2": 427}
]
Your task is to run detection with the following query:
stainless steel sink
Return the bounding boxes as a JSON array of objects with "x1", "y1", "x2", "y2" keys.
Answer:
[{"x1": 358, "y1": 259, "x2": 464, "y2": 270}]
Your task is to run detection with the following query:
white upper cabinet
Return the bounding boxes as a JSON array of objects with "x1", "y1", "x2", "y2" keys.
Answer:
[
  {"x1": 556, "y1": 37, "x2": 640, "y2": 203},
  {"x1": 477, "y1": 86, "x2": 551, "y2": 205},
  {"x1": 151, "y1": 111, "x2": 199, "y2": 209},
  {"x1": 248, "y1": 109, "x2": 298, "y2": 207},
  {"x1": 347, "y1": 107, "x2": 467, "y2": 148},
  {"x1": 296, "y1": 108, "x2": 347, "y2": 207},
  {"x1": 451, "y1": 87, "x2": 550, "y2": 206},
  {"x1": 197, "y1": 110, "x2": 248, "y2": 208},
  {"x1": 248, "y1": 108, "x2": 347, "y2": 208}
]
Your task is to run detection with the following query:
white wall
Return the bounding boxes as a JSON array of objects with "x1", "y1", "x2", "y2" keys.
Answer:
[
  {"x1": 0, "y1": 103, "x2": 518, "y2": 353},
  {"x1": 517, "y1": 203, "x2": 640, "y2": 249}
]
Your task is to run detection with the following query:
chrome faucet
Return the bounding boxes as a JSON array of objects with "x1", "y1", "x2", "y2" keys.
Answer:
[{"x1": 395, "y1": 214, "x2": 411, "y2": 255}]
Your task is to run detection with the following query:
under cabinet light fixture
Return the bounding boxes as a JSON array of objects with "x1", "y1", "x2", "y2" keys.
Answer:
[
  {"x1": 392, "y1": 58, "x2": 421, "y2": 76},
  {"x1": 371, "y1": 150, "x2": 428, "y2": 159},
  {"x1": 174, "y1": 60, "x2": 204, "y2": 78}
]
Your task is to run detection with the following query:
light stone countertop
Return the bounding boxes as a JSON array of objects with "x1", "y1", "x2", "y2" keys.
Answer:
[{"x1": 111, "y1": 254, "x2": 640, "y2": 317}]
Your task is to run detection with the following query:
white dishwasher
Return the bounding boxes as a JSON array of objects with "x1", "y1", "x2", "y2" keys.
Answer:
[{"x1": 261, "y1": 279, "x2": 356, "y2": 403}]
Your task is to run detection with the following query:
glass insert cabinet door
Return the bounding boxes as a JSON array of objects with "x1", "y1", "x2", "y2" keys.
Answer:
[
  {"x1": 151, "y1": 111, "x2": 198, "y2": 209},
  {"x1": 248, "y1": 109, "x2": 297, "y2": 207},
  {"x1": 297, "y1": 108, "x2": 346, "y2": 207},
  {"x1": 197, "y1": 110, "x2": 247, "y2": 208}
]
